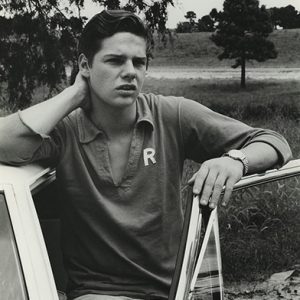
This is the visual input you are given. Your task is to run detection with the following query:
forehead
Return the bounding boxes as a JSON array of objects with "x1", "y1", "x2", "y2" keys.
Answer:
[{"x1": 97, "y1": 32, "x2": 147, "y2": 57}]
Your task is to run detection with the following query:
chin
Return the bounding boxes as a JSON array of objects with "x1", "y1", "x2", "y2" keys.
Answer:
[
  {"x1": 118, "y1": 93, "x2": 138, "y2": 103},
  {"x1": 111, "y1": 96, "x2": 137, "y2": 108}
]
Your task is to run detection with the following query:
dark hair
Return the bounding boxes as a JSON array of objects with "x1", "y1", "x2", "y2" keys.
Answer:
[{"x1": 78, "y1": 9, "x2": 150, "y2": 64}]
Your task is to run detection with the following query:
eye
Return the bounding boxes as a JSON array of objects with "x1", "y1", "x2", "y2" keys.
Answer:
[
  {"x1": 107, "y1": 58, "x2": 123, "y2": 65},
  {"x1": 133, "y1": 59, "x2": 146, "y2": 68}
]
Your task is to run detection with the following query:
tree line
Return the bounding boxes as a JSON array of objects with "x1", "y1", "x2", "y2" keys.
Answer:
[{"x1": 176, "y1": 4, "x2": 300, "y2": 33}]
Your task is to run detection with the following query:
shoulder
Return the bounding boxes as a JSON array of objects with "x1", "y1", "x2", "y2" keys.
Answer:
[
  {"x1": 140, "y1": 92, "x2": 209, "y2": 109},
  {"x1": 139, "y1": 92, "x2": 212, "y2": 121},
  {"x1": 138, "y1": 92, "x2": 205, "y2": 116}
]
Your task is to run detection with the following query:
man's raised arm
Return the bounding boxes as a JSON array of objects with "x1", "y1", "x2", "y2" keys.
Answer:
[{"x1": 0, "y1": 73, "x2": 88, "y2": 165}]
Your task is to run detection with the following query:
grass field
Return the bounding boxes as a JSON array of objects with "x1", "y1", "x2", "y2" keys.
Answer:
[{"x1": 151, "y1": 28, "x2": 300, "y2": 68}]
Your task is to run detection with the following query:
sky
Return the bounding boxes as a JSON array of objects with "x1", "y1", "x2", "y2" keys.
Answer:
[{"x1": 82, "y1": 0, "x2": 300, "y2": 29}]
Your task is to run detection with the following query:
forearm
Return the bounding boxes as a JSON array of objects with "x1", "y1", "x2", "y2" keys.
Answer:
[
  {"x1": 242, "y1": 142, "x2": 280, "y2": 174},
  {"x1": 190, "y1": 142, "x2": 283, "y2": 208},
  {"x1": 0, "y1": 81, "x2": 85, "y2": 164},
  {"x1": 19, "y1": 85, "x2": 82, "y2": 135}
]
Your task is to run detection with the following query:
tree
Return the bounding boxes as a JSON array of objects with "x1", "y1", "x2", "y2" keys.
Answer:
[
  {"x1": 0, "y1": 0, "x2": 173, "y2": 110},
  {"x1": 268, "y1": 7, "x2": 282, "y2": 29},
  {"x1": 184, "y1": 10, "x2": 197, "y2": 31},
  {"x1": 197, "y1": 15, "x2": 215, "y2": 32},
  {"x1": 175, "y1": 21, "x2": 193, "y2": 33},
  {"x1": 277, "y1": 5, "x2": 299, "y2": 29},
  {"x1": 184, "y1": 10, "x2": 197, "y2": 26},
  {"x1": 211, "y1": 0, "x2": 277, "y2": 88},
  {"x1": 268, "y1": 6, "x2": 300, "y2": 29}
]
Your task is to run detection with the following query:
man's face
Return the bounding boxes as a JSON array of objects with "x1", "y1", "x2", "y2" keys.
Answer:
[{"x1": 85, "y1": 32, "x2": 147, "y2": 109}]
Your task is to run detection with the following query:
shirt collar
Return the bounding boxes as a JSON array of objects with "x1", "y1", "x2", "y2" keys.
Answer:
[
  {"x1": 77, "y1": 109, "x2": 103, "y2": 144},
  {"x1": 136, "y1": 94, "x2": 154, "y2": 130},
  {"x1": 77, "y1": 94, "x2": 154, "y2": 144}
]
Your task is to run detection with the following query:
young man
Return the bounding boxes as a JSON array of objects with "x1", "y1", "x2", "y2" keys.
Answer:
[{"x1": 0, "y1": 9, "x2": 292, "y2": 300}]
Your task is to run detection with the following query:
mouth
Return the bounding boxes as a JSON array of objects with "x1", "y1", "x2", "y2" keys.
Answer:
[{"x1": 116, "y1": 84, "x2": 137, "y2": 91}]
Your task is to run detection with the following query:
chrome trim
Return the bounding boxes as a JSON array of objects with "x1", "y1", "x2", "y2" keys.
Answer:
[
  {"x1": 232, "y1": 159, "x2": 300, "y2": 192},
  {"x1": 30, "y1": 169, "x2": 56, "y2": 195}
]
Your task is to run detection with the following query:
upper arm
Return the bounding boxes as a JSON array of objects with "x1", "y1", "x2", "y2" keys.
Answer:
[{"x1": 179, "y1": 99, "x2": 292, "y2": 165}]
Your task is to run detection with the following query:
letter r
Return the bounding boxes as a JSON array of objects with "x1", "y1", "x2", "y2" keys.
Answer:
[{"x1": 143, "y1": 148, "x2": 156, "y2": 166}]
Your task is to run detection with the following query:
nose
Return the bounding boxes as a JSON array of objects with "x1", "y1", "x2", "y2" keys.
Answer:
[{"x1": 121, "y1": 60, "x2": 136, "y2": 80}]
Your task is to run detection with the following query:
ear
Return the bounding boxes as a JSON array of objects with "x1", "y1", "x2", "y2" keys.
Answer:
[{"x1": 78, "y1": 53, "x2": 90, "y2": 78}]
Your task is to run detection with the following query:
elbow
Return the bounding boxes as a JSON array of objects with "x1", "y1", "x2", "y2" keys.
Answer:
[
  {"x1": 0, "y1": 148, "x2": 34, "y2": 166},
  {"x1": 0, "y1": 115, "x2": 43, "y2": 165}
]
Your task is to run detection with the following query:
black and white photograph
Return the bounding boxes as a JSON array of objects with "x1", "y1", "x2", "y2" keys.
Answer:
[{"x1": 0, "y1": 1, "x2": 299, "y2": 299}]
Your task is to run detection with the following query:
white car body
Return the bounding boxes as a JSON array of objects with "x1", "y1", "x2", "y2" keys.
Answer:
[{"x1": 0, "y1": 164, "x2": 58, "y2": 300}]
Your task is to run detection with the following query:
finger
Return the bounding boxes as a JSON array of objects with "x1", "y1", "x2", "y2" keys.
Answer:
[
  {"x1": 199, "y1": 169, "x2": 218, "y2": 206},
  {"x1": 221, "y1": 178, "x2": 236, "y2": 206},
  {"x1": 192, "y1": 164, "x2": 209, "y2": 195},
  {"x1": 209, "y1": 174, "x2": 226, "y2": 209},
  {"x1": 187, "y1": 172, "x2": 197, "y2": 185}
]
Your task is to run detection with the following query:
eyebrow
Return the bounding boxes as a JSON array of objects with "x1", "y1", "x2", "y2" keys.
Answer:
[{"x1": 103, "y1": 54, "x2": 147, "y2": 60}]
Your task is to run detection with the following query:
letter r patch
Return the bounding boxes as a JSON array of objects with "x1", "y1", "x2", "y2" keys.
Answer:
[{"x1": 143, "y1": 148, "x2": 156, "y2": 166}]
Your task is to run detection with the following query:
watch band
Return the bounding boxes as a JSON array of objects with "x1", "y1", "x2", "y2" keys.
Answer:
[{"x1": 223, "y1": 149, "x2": 249, "y2": 175}]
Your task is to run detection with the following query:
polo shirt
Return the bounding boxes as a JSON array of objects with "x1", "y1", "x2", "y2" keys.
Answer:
[{"x1": 0, "y1": 93, "x2": 292, "y2": 299}]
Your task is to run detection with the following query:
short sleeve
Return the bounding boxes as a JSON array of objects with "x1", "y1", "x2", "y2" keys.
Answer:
[{"x1": 179, "y1": 98, "x2": 292, "y2": 166}]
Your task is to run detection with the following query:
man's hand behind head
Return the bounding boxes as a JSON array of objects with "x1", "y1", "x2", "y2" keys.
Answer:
[{"x1": 72, "y1": 72, "x2": 91, "y2": 111}]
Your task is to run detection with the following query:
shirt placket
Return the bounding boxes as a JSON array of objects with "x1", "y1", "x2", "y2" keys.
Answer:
[
  {"x1": 93, "y1": 133, "x2": 115, "y2": 185},
  {"x1": 118, "y1": 124, "x2": 145, "y2": 189}
]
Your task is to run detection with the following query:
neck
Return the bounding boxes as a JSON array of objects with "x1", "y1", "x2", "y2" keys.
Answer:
[{"x1": 88, "y1": 100, "x2": 137, "y2": 138}]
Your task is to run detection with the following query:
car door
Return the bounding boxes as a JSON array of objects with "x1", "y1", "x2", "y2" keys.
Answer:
[{"x1": 0, "y1": 164, "x2": 59, "y2": 300}]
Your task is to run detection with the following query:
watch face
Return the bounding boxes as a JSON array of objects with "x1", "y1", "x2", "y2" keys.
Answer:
[{"x1": 228, "y1": 150, "x2": 243, "y2": 158}]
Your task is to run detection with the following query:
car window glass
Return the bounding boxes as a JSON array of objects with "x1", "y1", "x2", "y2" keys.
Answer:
[
  {"x1": 219, "y1": 174, "x2": 300, "y2": 291},
  {"x1": 0, "y1": 193, "x2": 28, "y2": 300}
]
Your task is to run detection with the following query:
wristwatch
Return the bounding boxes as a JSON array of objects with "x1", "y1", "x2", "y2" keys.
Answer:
[{"x1": 223, "y1": 149, "x2": 249, "y2": 176}]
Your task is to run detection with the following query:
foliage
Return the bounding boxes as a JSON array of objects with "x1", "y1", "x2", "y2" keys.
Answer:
[
  {"x1": 176, "y1": 4, "x2": 300, "y2": 33},
  {"x1": 176, "y1": 10, "x2": 197, "y2": 33},
  {"x1": 175, "y1": 21, "x2": 193, "y2": 33},
  {"x1": 210, "y1": 0, "x2": 277, "y2": 88},
  {"x1": 0, "y1": 0, "x2": 173, "y2": 110},
  {"x1": 184, "y1": 10, "x2": 196, "y2": 25},
  {"x1": 197, "y1": 15, "x2": 215, "y2": 32},
  {"x1": 177, "y1": 10, "x2": 217, "y2": 33},
  {"x1": 268, "y1": 5, "x2": 300, "y2": 29}
]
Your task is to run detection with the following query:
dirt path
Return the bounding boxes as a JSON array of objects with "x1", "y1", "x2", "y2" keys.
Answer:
[{"x1": 147, "y1": 67, "x2": 300, "y2": 80}]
